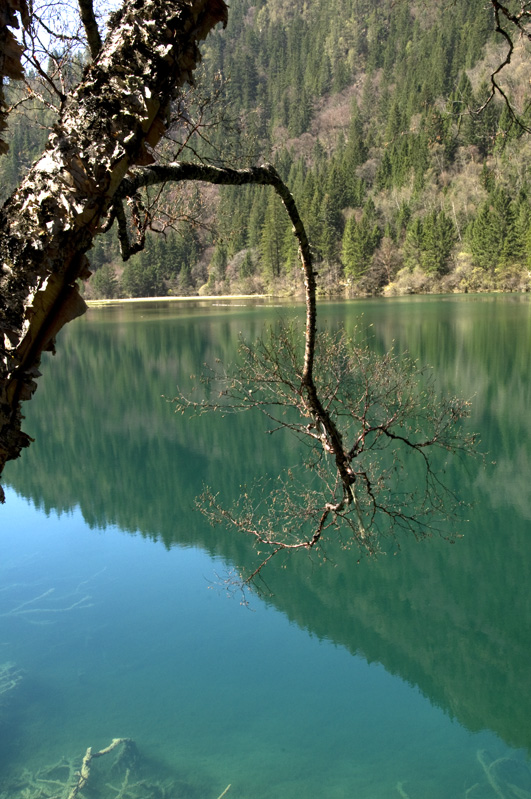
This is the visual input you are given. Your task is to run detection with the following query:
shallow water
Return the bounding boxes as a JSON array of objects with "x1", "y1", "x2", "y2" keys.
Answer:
[{"x1": 1, "y1": 295, "x2": 530, "y2": 798}]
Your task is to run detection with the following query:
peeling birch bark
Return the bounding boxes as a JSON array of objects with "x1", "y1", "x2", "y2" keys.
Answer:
[{"x1": 0, "y1": 0, "x2": 227, "y2": 497}]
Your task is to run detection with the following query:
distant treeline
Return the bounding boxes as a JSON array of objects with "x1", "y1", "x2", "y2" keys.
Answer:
[{"x1": 2, "y1": 0, "x2": 531, "y2": 298}]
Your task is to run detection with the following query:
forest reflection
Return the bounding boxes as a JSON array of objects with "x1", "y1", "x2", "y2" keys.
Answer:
[{"x1": 4, "y1": 296, "x2": 531, "y2": 755}]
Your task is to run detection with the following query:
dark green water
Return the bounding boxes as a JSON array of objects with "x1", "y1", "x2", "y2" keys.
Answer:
[{"x1": 1, "y1": 295, "x2": 531, "y2": 798}]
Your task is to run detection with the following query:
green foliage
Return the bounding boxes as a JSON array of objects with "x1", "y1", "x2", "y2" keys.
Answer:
[
  {"x1": 342, "y1": 204, "x2": 381, "y2": 280},
  {"x1": 260, "y1": 192, "x2": 290, "y2": 282},
  {"x1": 90, "y1": 263, "x2": 120, "y2": 299},
  {"x1": 2, "y1": 0, "x2": 529, "y2": 296},
  {"x1": 421, "y1": 211, "x2": 457, "y2": 275},
  {"x1": 466, "y1": 188, "x2": 527, "y2": 271},
  {"x1": 121, "y1": 252, "x2": 165, "y2": 298}
]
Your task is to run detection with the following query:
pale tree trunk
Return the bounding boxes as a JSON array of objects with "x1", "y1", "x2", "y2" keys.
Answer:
[{"x1": 0, "y1": 0, "x2": 227, "y2": 497}]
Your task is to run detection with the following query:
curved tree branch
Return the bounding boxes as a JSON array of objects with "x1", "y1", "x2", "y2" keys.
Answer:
[
  {"x1": 478, "y1": 1, "x2": 531, "y2": 132},
  {"x1": 118, "y1": 161, "x2": 357, "y2": 497},
  {"x1": 118, "y1": 161, "x2": 317, "y2": 383}
]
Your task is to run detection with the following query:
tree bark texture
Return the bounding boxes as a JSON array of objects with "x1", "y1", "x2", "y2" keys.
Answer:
[
  {"x1": 0, "y1": 0, "x2": 227, "y2": 496},
  {"x1": 0, "y1": 0, "x2": 29, "y2": 154}
]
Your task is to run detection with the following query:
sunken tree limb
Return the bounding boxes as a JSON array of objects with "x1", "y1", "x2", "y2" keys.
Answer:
[{"x1": 0, "y1": 0, "x2": 227, "y2": 497}]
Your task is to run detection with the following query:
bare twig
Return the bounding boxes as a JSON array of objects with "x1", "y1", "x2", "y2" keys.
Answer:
[
  {"x1": 476, "y1": 1, "x2": 531, "y2": 132},
  {"x1": 77, "y1": 0, "x2": 102, "y2": 59},
  {"x1": 153, "y1": 161, "x2": 477, "y2": 584}
]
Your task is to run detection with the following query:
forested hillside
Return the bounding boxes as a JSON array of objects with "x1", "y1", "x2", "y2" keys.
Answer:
[{"x1": 3, "y1": 0, "x2": 531, "y2": 298}]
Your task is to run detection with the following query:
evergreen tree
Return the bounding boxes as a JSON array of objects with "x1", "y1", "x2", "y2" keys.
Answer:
[
  {"x1": 341, "y1": 206, "x2": 381, "y2": 280},
  {"x1": 121, "y1": 259, "x2": 165, "y2": 297},
  {"x1": 240, "y1": 250, "x2": 254, "y2": 279},
  {"x1": 511, "y1": 198, "x2": 531, "y2": 265},
  {"x1": 2, "y1": 0, "x2": 517, "y2": 297},
  {"x1": 260, "y1": 193, "x2": 288, "y2": 282},
  {"x1": 209, "y1": 242, "x2": 228, "y2": 283},
  {"x1": 375, "y1": 150, "x2": 393, "y2": 192},
  {"x1": 403, "y1": 218, "x2": 424, "y2": 271},
  {"x1": 90, "y1": 263, "x2": 120, "y2": 299},
  {"x1": 319, "y1": 193, "x2": 342, "y2": 264},
  {"x1": 420, "y1": 211, "x2": 456, "y2": 275},
  {"x1": 467, "y1": 201, "x2": 502, "y2": 270}
]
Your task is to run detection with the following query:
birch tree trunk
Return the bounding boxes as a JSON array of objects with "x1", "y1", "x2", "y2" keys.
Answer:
[{"x1": 0, "y1": 0, "x2": 227, "y2": 497}]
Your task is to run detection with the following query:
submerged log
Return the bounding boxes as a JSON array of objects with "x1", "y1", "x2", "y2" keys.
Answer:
[
  {"x1": 0, "y1": 0, "x2": 227, "y2": 497},
  {"x1": 67, "y1": 738, "x2": 135, "y2": 799},
  {"x1": 0, "y1": 660, "x2": 22, "y2": 699}
]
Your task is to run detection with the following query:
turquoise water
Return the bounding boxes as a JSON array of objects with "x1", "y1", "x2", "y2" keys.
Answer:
[{"x1": 1, "y1": 296, "x2": 531, "y2": 798}]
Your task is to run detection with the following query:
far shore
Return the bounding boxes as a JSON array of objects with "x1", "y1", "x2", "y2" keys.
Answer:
[
  {"x1": 86, "y1": 293, "x2": 276, "y2": 307},
  {"x1": 85, "y1": 287, "x2": 531, "y2": 307}
]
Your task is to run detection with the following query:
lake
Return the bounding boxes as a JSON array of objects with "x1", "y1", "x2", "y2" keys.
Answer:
[{"x1": 1, "y1": 295, "x2": 531, "y2": 799}]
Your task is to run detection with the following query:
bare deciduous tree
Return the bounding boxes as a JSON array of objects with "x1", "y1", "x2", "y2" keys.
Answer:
[
  {"x1": 164, "y1": 170, "x2": 476, "y2": 586},
  {"x1": 171, "y1": 320, "x2": 476, "y2": 588}
]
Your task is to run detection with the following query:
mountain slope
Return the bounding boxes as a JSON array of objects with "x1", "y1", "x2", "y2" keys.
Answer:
[{"x1": 2, "y1": 0, "x2": 531, "y2": 297}]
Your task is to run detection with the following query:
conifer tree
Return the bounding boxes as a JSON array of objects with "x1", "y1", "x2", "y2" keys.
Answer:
[
  {"x1": 420, "y1": 211, "x2": 456, "y2": 275},
  {"x1": 467, "y1": 201, "x2": 501, "y2": 270},
  {"x1": 91, "y1": 263, "x2": 120, "y2": 299},
  {"x1": 341, "y1": 206, "x2": 381, "y2": 280},
  {"x1": 260, "y1": 192, "x2": 288, "y2": 282},
  {"x1": 403, "y1": 218, "x2": 424, "y2": 272}
]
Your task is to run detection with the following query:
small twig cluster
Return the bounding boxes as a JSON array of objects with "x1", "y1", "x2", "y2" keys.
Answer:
[
  {"x1": 477, "y1": 1, "x2": 531, "y2": 130},
  {"x1": 174, "y1": 323, "x2": 476, "y2": 584},
  {"x1": 160, "y1": 162, "x2": 477, "y2": 587}
]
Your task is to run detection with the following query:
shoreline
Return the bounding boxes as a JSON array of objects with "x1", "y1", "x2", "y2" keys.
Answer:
[
  {"x1": 86, "y1": 289, "x2": 531, "y2": 307},
  {"x1": 86, "y1": 293, "x2": 275, "y2": 307}
]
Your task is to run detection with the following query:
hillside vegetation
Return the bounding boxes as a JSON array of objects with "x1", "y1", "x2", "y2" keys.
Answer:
[{"x1": 3, "y1": 0, "x2": 531, "y2": 298}]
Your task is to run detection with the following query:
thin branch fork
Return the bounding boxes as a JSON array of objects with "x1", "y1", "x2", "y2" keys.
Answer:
[
  {"x1": 202, "y1": 488, "x2": 337, "y2": 586},
  {"x1": 476, "y1": 1, "x2": 531, "y2": 132}
]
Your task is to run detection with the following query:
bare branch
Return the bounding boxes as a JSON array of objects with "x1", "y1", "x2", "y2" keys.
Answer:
[
  {"x1": 113, "y1": 195, "x2": 151, "y2": 260},
  {"x1": 118, "y1": 159, "x2": 318, "y2": 387},
  {"x1": 77, "y1": 0, "x2": 102, "y2": 60},
  {"x1": 172, "y1": 317, "x2": 477, "y2": 587},
  {"x1": 477, "y1": 1, "x2": 531, "y2": 132}
]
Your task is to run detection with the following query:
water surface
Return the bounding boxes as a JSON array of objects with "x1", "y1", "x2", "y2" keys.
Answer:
[{"x1": 1, "y1": 295, "x2": 530, "y2": 798}]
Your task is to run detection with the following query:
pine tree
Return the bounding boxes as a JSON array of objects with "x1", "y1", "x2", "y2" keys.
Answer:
[
  {"x1": 319, "y1": 193, "x2": 342, "y2": 264},
  {"x1": 209, "y1": 242, "x2": 228, "y2": 282},
  {"x1": 403, "y1": 218, "x2": 424, "y2": 271},
  {"x1": 375, "y1": 150, "x2": 393, "y2": 192},
  {"x1": 260, "y1": 193, "x2": 288, "y2": 282},
  {"x1": 91, "y1": 263, "x2": 120, "y2": 299},
  {"x1": 467, "y1": 201, "x2": 501, "y2": 270},
  {"x1": 420, "y1": 211, "x2": 456, "y2": 275},
  {"x1": 341, "y1": 207, "x2": 381, "y2": 280}
]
